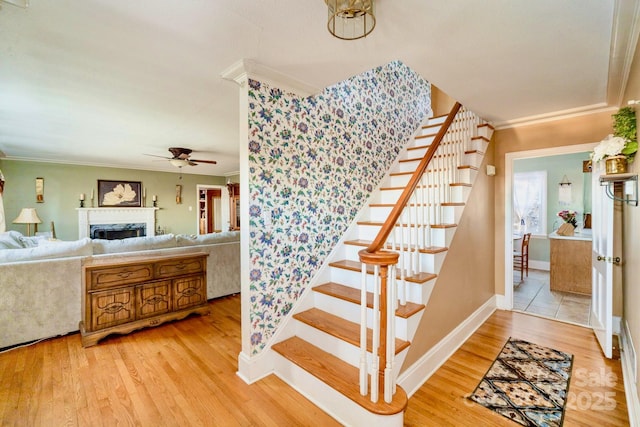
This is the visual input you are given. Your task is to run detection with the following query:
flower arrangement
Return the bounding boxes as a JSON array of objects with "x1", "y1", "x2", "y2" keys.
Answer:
[
  {"x1": 558, "y1": 209, "x2": 577, "y2": 227},
  {"x1": 591, "y1": 107, "x2": 637, "y2": 163}
]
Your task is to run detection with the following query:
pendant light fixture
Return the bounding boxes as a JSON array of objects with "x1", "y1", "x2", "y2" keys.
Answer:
[{"x1": 325, "y1": 0, "x2": 376, "y2": 40}]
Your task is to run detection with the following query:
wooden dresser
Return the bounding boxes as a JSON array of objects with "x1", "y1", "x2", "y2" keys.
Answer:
[{"x1": 80, "y1": 252, "x2": 209, "y2": 347}]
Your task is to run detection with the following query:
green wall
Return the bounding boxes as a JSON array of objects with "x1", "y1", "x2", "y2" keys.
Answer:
[
  {"x1": 0, "y1": 160, "x2": 225, "y2": 240},
  {"x1": 514, "y1": 151, "x2": 591, "y2": 264}
]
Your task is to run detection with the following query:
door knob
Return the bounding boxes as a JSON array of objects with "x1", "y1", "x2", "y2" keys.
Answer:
[
  {"x1": 613, "y1": 257, "x2": 621, "y2": 264},
  {"x1": 597, "y1": 255, "x2": 605, "y2": 261}
]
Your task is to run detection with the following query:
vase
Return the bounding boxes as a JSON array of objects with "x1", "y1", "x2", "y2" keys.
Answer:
[{"x1": 605, "y1": 155, "x2": 628, "y2": 174}]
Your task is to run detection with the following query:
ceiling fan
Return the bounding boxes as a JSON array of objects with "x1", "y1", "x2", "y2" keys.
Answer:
[{"x1": 146, "y1": 147, "x2": 217, "y2": 167}]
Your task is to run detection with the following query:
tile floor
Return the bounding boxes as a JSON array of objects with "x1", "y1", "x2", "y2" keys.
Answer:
[{"x1": 513, "y1": 269, "x2": 592, "y2": 326}]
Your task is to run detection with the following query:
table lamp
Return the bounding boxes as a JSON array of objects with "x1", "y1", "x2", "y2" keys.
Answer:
[{"x1": 13, "y1": 208, "x2": 42, "y2": 236}]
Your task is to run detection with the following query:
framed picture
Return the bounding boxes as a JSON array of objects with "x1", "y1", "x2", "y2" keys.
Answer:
[
  {"x1": 35, "y1": 177, "x2": 44, "y2": 203},
  {"x1": 98, "y1": 180, "x2": 142, "y2": 207}
]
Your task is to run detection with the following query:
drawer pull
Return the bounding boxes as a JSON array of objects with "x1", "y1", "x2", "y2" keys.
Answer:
[
  {"x1": 175, "y1": 264, "x2": 186, "y2": 270},
  {"x1": 118, "y1": 271, "x2": 133, "y2": 278}
]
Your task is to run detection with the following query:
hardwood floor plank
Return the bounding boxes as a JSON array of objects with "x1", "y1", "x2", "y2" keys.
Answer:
[{"x1": 0, "y1": 297, "x2": 630, "y2": 426}]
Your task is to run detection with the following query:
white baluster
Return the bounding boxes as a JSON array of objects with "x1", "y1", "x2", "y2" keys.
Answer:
[
  {"x1": 360, "y1": 262, "x2": 368, "y2": 396},
  {"x1": 370, "y1": 265, "x2": 380, "y2": 403}
]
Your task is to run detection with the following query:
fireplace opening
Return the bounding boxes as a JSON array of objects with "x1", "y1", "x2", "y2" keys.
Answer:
[{"x1": 90, "y1": 223, "x2": 146, "y2": 240}]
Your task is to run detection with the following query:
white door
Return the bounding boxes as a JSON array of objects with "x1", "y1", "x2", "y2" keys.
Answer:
[{"x1": 591, "y1": 161, "x2": 614, "y2": 358}]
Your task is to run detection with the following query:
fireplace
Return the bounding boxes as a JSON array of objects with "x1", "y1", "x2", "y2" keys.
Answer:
[
  {"x1": 77, "y1": 207, "x2": 157, "y2": 239},
  {"x1": 90, "y1": 223, "x2": 146, "y2": 240}
]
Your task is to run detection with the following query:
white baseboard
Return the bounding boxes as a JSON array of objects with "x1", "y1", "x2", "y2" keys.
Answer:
[
  {"x1": 621, "y1": 321, "x2": 639, "y2": 426},
  {"x1": 397, "y1": 296, "x2": 497, "y2": 397},
  {"x1": 528, "y1": 260, "x2": 549, "y2": 271},
  {"x1": 236, "y1": 350, "x2": 276, "y2": 384},
  {"x1": 495, "y1": 294, "x2": 510, "y2": 310}
]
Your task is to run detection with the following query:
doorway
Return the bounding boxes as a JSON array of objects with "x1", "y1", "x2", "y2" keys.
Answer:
[
  {"x1": 196, "y1": 185, "x2": 230, "y2": 234},
  {"x1": 504, "y1": 143, "x2": 597, "y2": 326}
]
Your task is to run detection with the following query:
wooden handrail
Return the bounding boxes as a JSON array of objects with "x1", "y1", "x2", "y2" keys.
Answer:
[{"x1": 364, "y1": 102, "x2": 462, "y2": 254}]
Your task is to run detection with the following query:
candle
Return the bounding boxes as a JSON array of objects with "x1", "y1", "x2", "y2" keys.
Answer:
[
  {"x1": 152, "y1": 195, "x2": 157, "y2": 202},
  {"x1": 91, "y1": 189, "x2": 94, "y2": 200},
  {"x1": 80, "y1": 193, "x2": 85, "y2": 201}
]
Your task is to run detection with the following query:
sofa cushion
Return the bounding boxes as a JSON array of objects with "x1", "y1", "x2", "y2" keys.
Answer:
[
  {"x1": 92, "y1": 234, "x2": 177, "y2": 254},
  {"x1": 0, "y1": 230, "x2": 38, "y2": 249},
  {"x1": 176, "y1": 231, "x2": 240, "y2": 247},
  {"x1": 0, "y1": 237, "x2": 93, "y2": 263}
]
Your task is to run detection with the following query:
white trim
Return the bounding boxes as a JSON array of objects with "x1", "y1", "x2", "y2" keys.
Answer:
[
  {"x1": 236, "y1": 350, "x2": 276, "y2": 384},
  {"x1": 195, "y1": 184, "x2": 230, "y2": 234},
  {"x1": 220, "y1": 59, "x2": 320, "y2": 96},
  {"x1": 621, "y1": 320, "x2": 640, "y2": 426},
  {"x1": 397, "y1": 296, "x2": 497, "y2": 397},
  {"x1": 607, "y1": 0, "x2": 640, "y2": 106},
  {"x1": 504, "y1": 143, "x2": 598, "y2": 318}
]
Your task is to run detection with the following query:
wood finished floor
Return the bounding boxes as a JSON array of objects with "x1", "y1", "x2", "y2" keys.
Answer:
[{"x1": 0, "y1": 295, "x2": 630, "y2": 426}]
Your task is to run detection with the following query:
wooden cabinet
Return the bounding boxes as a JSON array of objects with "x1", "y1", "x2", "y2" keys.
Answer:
[
  {"x1": 227, "y1": 183, "x2": 240, "y2": 231},
  {"x1": 80, "y1": 253, "x2": 209, "y2": 347},
  {"x1": 550, "y1": 237, "x2": 592, "y2": 295}
]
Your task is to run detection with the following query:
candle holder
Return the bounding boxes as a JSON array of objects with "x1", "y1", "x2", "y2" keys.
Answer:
[
  {"x1": 153, "y1": 200, "x2": 158, "y2": 207},
  {"x1": 79, "y1": 199, "x2": 85, "y2": 208}
]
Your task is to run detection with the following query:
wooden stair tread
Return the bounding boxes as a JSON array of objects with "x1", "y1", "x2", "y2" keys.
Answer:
[
  {"x1": 369, "y1": 202, "x2": 455, "y2": 208},
  {"x1": 464, "y1": 149, "x2": 485, "y2": 155},
  {"x1": 329, "y1": 260, "x2": 437, "y2": 284},
  {"x1": 294, "y1": 308, "x2": 410, "y2": 354},
  {"x1": 457, "y1": 165, "x2": 478, "y2": 170},
  {"x1": 399, "y1": 154, "x2": 454, "y2": 163},
  {"x1": 431, "y1": 223, "x2": 457, "y2": 229},
  {"x1": 449, "y1": 182, "x2": 472, "y2": 187},
  {"x1": 344, "y1": 239, "x2": 448, "y2": 255},
  {"x1": 272, "y1": 337, "x2": 408, "y2": 415},
  {"x1": 478, "y1": 123, "x2": 495, "y2": 130},
  {"x1": 314, "y1": 282, "x2": 425, "y2": 319},
  {"x1": 471, "y1": 135, "x2": 490, "y2": 142}
]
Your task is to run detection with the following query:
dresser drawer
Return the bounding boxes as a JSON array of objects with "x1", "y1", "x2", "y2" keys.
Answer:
[
  {"x1": 155, "y1": 256, "x2": 205, "y2": 279},
  {"x1": 137, "y1": 280, "x2": 172, "y2": 319},
  {"x1": 89, "y1": 263, "x2": 154, "y2": 290}
]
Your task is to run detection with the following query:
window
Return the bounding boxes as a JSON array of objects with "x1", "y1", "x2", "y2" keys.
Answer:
[{"x1": 513, "y1": 171, "x2": 547, "y2": 236}]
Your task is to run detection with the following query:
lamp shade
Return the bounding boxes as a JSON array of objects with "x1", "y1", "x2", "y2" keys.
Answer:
[{"x1": 13, "y1": 208, "x2": 42, "y2": 224}]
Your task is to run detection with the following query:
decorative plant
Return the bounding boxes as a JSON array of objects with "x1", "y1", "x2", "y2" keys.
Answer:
[
  {"x1": 557, "y1": 209, "x2": 577, "y2": 228},
  {"x1": 591, "y1": 106, "x2": 637, "y2": 162}
]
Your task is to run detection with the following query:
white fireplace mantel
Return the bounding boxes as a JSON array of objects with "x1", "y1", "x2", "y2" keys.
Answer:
[{"x1": 77, "y1": 207, "x2": 158, "y2": 239}]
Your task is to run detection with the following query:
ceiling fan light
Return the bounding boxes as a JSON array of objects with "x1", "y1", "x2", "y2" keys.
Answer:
[
  {"x1": 170, "y1": 159, "x2": 189, "y2": 167},
  {"x1": 325, "y1": 0, "x2": 375, "y2": 40}
]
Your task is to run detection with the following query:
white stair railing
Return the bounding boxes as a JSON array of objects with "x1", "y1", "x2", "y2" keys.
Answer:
[{"x1": 358, "y1": 103, "x2": 486, "y2": 404}]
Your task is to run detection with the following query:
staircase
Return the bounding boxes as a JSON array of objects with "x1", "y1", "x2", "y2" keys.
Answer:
[{"x1": 271, "y1": 103, "x2": 493, "y2": 426}]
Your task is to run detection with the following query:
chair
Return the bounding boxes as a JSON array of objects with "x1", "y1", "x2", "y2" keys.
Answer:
[{"x1": 513, "y1": 233, "x2": 531, "y2": 281}]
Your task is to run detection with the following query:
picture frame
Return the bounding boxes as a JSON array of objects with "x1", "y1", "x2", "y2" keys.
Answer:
[
  {"x1": 97, "y1": 180, "x2": 142, "y2": 207},
  {"x1": 35, "y1": 177, "x2": 44, "y2": 203}
]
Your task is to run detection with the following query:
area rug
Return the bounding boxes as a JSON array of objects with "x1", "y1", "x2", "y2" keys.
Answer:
[{"x1": 468, "y1": 338, "x2": 573, "y2": 427}]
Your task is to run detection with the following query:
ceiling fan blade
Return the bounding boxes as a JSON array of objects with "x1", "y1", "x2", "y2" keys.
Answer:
[
  {"x1": 144, "y1": 153, "x2": 172, "y2": 159},
  {"x1": 190, "y1": 159, "x2": 217, "y2": 165},
  {"x1": 187, "y1": 160, "x2": 198, "y2": 166}
]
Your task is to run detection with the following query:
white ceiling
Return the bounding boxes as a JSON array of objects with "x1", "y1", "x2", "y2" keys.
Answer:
[{"x1": 0, "y1": 0, "x2": 638, "y2": 176}]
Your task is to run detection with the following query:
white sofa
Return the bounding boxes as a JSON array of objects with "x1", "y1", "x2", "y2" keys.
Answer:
[{"x1": 0, "y1": 231, "x2": 240, "y2": 349}]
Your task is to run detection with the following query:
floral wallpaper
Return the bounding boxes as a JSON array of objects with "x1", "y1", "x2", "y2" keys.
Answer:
[{"x1": 247, "y1": 60, "x2": 431, "y2": 354}]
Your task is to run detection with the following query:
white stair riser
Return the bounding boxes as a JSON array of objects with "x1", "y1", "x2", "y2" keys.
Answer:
[
  {"x1": 330, "y1": 267, "x2": 428, "y2": 301},
  {"x1": 294, "y1": 320, "x2": 409, "y2": 380},
  {"x1": 403, "y1": 145, "x2": 430, "y2": 159},
  {"x1": 357, "y1": 224, "x2": 454, "y2": 247},
  {"x1": 344, "y1": 245, "x2": 446, "y2": 274},
  {"x1": 368, "y1": 204, "x2": 458, "y2": 223},
  {"x1": 273, "y1": 354, "x2": 405, "y2": 427},
  {"x1": 313, "y1": 292, "x2": 412, "y2": 341},
  {"x1": 451, "y1": 186, "x2": 471, "y2": 204},
  {"x1": 378, "y1": 186, "x2": 455, "y2": 204},
  {"x1": 465, "y1": 152, "x2": 484, "y2": 168},
  {"x1": 458, "y1": 168, "x2": 477, "y2": 184},
  {"x1": 477, "y1": 126, "x2": 493, "y2": 139},
  {"x1": 428, "y1": 115, "x2": 447, "y2": 125},
  {"x1": 470, "y1": 137, "x2": 489, "y2": 152}
]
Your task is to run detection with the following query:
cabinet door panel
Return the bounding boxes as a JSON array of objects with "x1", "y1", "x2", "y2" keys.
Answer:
[
  {"x1": 173, "y1": 276, "x2": 206, "y2": 310},
  {"x1": 137, "y1": 280, "x2": 172, "y2": 319},
  {"x1": 91, "y1": 288, "x2": 135, "y2": 330}
]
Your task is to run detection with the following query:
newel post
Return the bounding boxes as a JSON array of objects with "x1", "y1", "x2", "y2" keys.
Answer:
[{"x1": 359, "y1": 249, "x2": 399, "y2": 402}]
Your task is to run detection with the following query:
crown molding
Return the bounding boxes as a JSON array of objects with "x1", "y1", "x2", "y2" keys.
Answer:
[
  {"x1": 493, "y1": 103, "x2": 617, "y2": 130},
  {"x1": 220, "y1": 59, "x2": 319, "y2": 96},
  {"x1": 607, "y1": 0, "x2": 640, "y2": 107}
]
